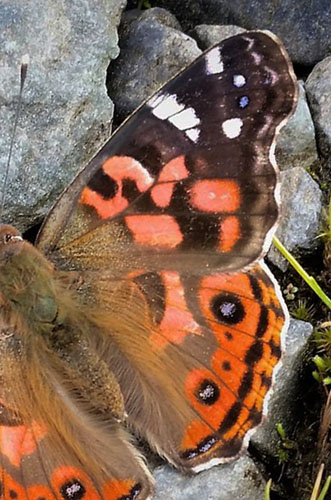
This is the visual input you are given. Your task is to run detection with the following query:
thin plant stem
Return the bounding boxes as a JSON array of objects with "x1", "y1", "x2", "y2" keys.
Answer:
[
  {"x1": 265, "y1": 479, "x2": 272, "y2": 500},
  {"x1": 1, "y1": 55, "x2": 29, "y2": 215},
  {"x1": 273, "y1": 236, "x2": 331, "y2": 311},
  {"x1": 311, "y1": 464, "x2": 324, "y2": 500},
  {"x1": 317, "y1": 476, "x2": 331, "y2": 500}
]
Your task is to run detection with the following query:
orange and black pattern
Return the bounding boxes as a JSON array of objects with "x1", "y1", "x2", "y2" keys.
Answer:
[
  {"x1": 0, "y1": 31, "x2": 298, "y2": 498},
  {"x1": 127, "y1": 264, "x2": 285, "y2": 468}
]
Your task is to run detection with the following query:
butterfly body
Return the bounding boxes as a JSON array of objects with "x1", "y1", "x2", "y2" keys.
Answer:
[{"x1": 0, "y1": 31, "x2": 297, "y2": 500}]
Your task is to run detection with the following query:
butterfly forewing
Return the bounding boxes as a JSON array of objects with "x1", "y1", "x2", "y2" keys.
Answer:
[{"x1": 37, "y1": 31, "x2": 297, "y2": 276}]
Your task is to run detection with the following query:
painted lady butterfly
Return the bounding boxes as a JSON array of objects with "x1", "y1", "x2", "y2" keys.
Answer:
[{"x1": 0, "y1": 31, "x2": 297, "y2": 499}]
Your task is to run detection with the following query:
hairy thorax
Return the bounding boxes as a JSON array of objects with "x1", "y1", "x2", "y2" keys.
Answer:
[{"x1": 0, "y1": 224, "x2": 125, "y2": 430}]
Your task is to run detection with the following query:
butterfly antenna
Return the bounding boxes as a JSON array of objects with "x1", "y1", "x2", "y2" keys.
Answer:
[{"x1": 0, "y1": 54, "x2": 29, "y2": 215}]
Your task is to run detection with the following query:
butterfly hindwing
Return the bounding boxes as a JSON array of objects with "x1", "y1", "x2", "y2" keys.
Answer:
[
  {"x1": 0, "y1": 326, "x2": 153, "y2": 500},
  {"x1": 81, "y1": 261, "x2": 286, "y2": 471}
]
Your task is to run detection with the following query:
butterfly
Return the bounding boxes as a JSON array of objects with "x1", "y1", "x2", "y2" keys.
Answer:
[{"x1": 0, "y1": 30, "x2": 297, "y2": 500}]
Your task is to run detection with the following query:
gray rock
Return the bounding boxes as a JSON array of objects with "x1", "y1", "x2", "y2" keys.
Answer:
[
  {"x1": 107, "y1": 7, "x2": 201, "y2": 124},
  {"x1": 268, "y1": 167, "x2": 323, "y2": 271},
  {"x1": 276, "y1": 81, "x2": 319, "y2": 171},
  {"x1": 0, "y1": 0, "x2": 124, "y2": 231},
  {"x1": 188, "y1": 24, "x2": 245, "y2": 49},
  {"x1": 306, "y1": 56, "x2": 331, "y2": 162},
  {"x1": 153, "y1": 454, "x2": 266, "y2": 500},
  {"x1": 251, "y1": 319, "x2": 313, "y2": 460},
  {"x1": 156, "y1": 0, "x2": 331, "y2": 65},
  {"x1": 121, "y1": 6, "x2": 182, "y2": 32}
]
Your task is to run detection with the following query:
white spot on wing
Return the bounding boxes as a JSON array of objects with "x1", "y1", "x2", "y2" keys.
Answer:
[
  {"x1": 168, "y1": 107, "x2": 200, "y2": 130},
  {"x1": 151, "y1": 93, "x2": 185, "y2": 119},
  {"x1": 222, "y1": 118, "x2": 243, "y2": 139},
  {"x1": 149, "y1": 93, "x2": 201, "y2": 140},
  {"x1": 206, "y1": 47, "x2": 224, "y2": 75},
  {"x1": 233, "y1": 74, "x2": 246, "y2": 87},
  {"x1": 185, "y1": 127, "x2": 200, "y2": 142}
]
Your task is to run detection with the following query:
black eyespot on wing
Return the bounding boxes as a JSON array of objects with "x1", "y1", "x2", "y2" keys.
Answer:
[
  {"x1": 195, "y1": 379, "x2": 220, "y2": 406},
  {"x1": 211, "y1": 293, "x2": 245, "y2": 325},
  {"x1": 60, "y1": 480, "x2": 86, "y2": 500}
]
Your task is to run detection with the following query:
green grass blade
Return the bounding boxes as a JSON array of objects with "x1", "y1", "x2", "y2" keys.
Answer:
[
  {"x1": 317, "y1": 476, "x2": 331, "y2": 500},
  {"x1": 265, "y1": 479, "x2": 272, "y2": 500},
  {"x1": 273, "y1": 236, "x2": 331, "y2": 311}
]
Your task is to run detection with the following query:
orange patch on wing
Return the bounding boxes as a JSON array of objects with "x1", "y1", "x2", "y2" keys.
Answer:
[
  {"x1": 1, "y1": 468, "x2": 27, "y2": 500},
  {"x1": 102, "y1": 156, "x2": 153, "y2": 189},
  {"x1": 0, "y1": 422, "x2": 46, "y2": 467},
  {"x1": 80, "y1": 156, "x2": 154, "y2": 219},
  {"x1": 185, "y1": 368, "x2": 236, "y2": 430},
  {"x1": 212, "y1": 348, "x2": 246, "y2": 396},
  {"x1": 80, "y1": 187, "x2": 128, "y2": 220},
  {"x1": 190, "y1": 179, "x2": 241, "y2": 212},
  {"x1": 197, "y1": 268, "x2": 285, "y2": 442},
  {"x1": 219, "y1": 216, "x2": 241, "y2": 252},
  {"x1": 150, "y1": 184, "x2": 173, "y2": 208},
  {"x1": 158, "y1": 156, "x2": 188, "y2": 183},
  {"x1": 151, "y1": 272, "x2": 202, "y2": 350},
  {"x1": 151, "y1": 155, "x2": 189, "y2": 208},
  {"x1": 103, "y1": 479, "x2": 139, "y2": 500},
  {"x1": 125, "y1": 215, "x2": 183, "y2": 249},
  {"x1": 52, "y1": 466, "x2": 101, "y2": 500},
  {"x1": 180, "y1": 419, "x2": 214, "y2": 451}
]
